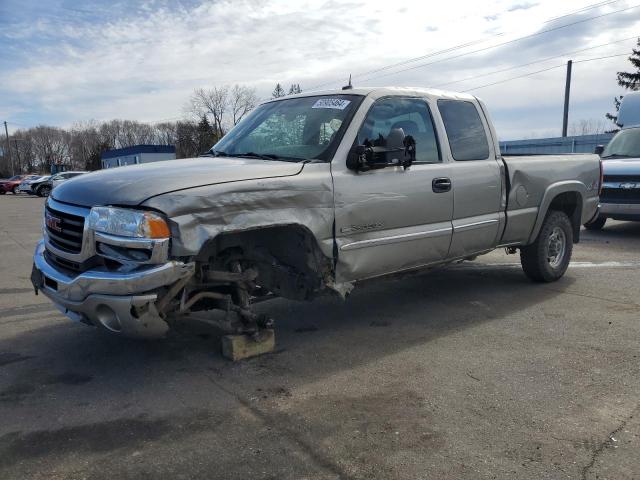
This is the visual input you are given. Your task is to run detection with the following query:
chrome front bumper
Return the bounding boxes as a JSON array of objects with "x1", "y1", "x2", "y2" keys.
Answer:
[
  {"x1": 599, "y1": 202, "x2": 640, "y2": 218},
  {"x1": 31, "y1": 240, "x2": 194, "y2": 339}
]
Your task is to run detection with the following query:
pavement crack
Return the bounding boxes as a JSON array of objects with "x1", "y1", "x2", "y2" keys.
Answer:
[
  {"x1": 581, "y1": 404, "x2": 640, "y2": 480},
  {"x1": 196, "y1": 367, "x2": 352, "y2": 480},
  {"x1": 0, "y1": 229, "x2": 30, "y2": 253},
  {"x1": 543, "y1": 287, "x2": 640, "y2": 309}
]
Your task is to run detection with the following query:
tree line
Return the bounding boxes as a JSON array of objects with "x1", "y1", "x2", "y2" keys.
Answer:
[
  {"x1": 0, "y1": 82, "x2": 302, "y2": 177},
  {"x1": 606, "y1": 38, "x2": 640, "y2": 127},
  {"x1": 5, "y1": 38, "x2": 635, "y2": 177}
]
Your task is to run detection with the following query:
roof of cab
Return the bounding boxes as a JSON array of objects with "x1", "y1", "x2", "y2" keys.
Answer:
[{"x1": 262, "y1": 86, "x2": 479, "y2": 104}]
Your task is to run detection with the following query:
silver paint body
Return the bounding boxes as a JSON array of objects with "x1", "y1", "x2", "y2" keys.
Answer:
[{"x1": 38, "y1": 87, "x2": 600, "y2": 337}]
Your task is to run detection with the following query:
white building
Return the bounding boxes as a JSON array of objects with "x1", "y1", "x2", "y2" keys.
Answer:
[{"x1": 101, "y1": 145, "x2": 176, "y2": 169}]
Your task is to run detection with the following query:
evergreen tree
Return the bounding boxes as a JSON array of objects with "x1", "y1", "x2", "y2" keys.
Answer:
[
  {"x1": 272, "y1": 83, "x2": 286, "y2": 98},
  {"x1": 197, "y1": 115, "x2": 216, "y2": 153},
  {"x1": 606, "y1": 38, "x2": 640, "y2": 126},
  {"x1": 288, "y1": 83, "x2": 302, "y2": 95}
]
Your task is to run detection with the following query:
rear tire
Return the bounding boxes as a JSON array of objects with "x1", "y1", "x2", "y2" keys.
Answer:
[
  {"x1": 37, "y1": 185, "x2": 51, "y2": 197},
  {"x1": 584, "y1": 216, "x2": 606, "y2": 230},
  {"x1": 520, "y1": 210, "x2": 573, "y2": 282}
]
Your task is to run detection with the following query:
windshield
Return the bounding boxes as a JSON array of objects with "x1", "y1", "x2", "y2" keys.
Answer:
[
  {"x1": 602, "y1": 128, "x2": 640, "y2": 158},
  {"x1": 8, "y1": 175, "x2": 21, "y2": 180},
  {"x1": 211, "y1": 94, "x2": 362, "y2": 162}
]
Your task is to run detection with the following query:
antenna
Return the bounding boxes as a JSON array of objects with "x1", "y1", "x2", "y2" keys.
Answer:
[{"x1": 342, "y1": 75, "x2": 353, "y2": 90}]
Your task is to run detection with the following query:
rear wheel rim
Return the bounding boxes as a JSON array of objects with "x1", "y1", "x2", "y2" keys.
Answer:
[{"x1": 546, "y1": 226, "x2": 566, "y2": 268}]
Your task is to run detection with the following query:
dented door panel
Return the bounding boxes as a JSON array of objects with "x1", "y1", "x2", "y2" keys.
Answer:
[{"x1": 332, "y1": 163, "x2": 453, "y2": 282}]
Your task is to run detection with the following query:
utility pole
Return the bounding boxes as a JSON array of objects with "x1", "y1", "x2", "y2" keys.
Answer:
[
  {"x1": 13, "y1": 139, "x2": 21, "y2": 173},
  {"x1": 3, "y1": 121, "x2": 13, "y2": 175},
  {"x1": 562, "y1": 60, "x2": 572, "y2": 137}
]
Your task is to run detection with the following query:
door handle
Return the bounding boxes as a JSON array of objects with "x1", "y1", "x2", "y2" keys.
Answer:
[{"x1": 432, "y1": 177, "x2": 452, "y2": 193}]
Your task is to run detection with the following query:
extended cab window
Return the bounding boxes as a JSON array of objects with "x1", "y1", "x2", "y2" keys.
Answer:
[
  {"x1": 437, "y1": 100, "x2": 490, "y2": 161},
  {"x1": 357, "y1": 97, "x2": 440, "y2": 163}
]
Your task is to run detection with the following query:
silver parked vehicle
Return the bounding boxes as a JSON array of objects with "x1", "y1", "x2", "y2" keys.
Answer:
[
  {"x1": 31, "y1": 87, "x2": 601, "y2": 342},
  {"x1": 16, "y1": 175, "x2": 44, "y2": 194},
  {"x1": 51, "y1": 171, "x2": 86, "y2": 189}
]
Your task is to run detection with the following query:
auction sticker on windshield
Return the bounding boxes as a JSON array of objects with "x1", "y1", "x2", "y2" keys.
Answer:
[{"x1": 312, "y1": 98, "x2": 351, "y2": 110}]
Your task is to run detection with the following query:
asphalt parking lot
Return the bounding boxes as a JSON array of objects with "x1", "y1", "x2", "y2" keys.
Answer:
[{"x1": 0, "y1": 194, "x2": 639, "y2": 480}]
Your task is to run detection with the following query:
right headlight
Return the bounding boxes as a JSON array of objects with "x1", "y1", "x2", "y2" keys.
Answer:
[{"x1": 87, "y1": 207, "x2": 171, "y2": 239}]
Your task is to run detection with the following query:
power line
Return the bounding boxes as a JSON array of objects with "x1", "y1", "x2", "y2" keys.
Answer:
[
  {"x1": 461, "y1": 52, "x2": 630, "y2": 92},
  {"x1": 432, "y1": 36, "x2": 637, "y2": 89},
  {"x1": 309, "y1": 0, "x2": 625, "y2": 89},
  {"x1": 545, "y1": 0, "x2": 620, "y2": 22},
  {"x1": 310, "y1": 1, "x2": 623, "y2": 90},
  {"x1": 574, "y1": 52, "x2": 632, "y2": 63},
  {"x1": 309, "y1": 1, "x2": 636, "y2": 90},
  {"x1": 4, "y1": 121, "x2": 30, "y2": 128},
  {"x1": 356, "y1": 3, "x2": 639, "y2": 85},
  {"x1": 364, "y1": 0, "x2": 623, "y2": 80}
]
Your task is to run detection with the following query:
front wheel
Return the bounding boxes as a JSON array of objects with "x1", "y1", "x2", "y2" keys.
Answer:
[
  {"x1": 584, "y1": 216, "x2": 606, "y2": 230},
  {"x1": 12, "y1": 186, "x2": 19, "y2": 194},
  {"x1": 37, "y1": 185, "x2": 51, "y2": 197},
  {"x1": 520, "y1": 210, "x2": 573, "y2": 282}
]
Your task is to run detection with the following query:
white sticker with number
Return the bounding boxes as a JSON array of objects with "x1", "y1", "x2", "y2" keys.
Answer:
[{"x1": 312, "y1": 98, "x2": 351, "y2": 110}]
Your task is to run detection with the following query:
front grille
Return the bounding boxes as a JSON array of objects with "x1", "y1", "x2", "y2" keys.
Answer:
[
  {"x1": 603, "y1": 175, "x2": 640, "y2": 183},
  {"x1": 45, "y1": 205, "x2": 85, "y2": 254},
  {"x1": 600, "y1": 187, "x2": 640, "y2": 204},
  {"x1": 45, "y1": 250, "x2": 82, "y2": 273}
]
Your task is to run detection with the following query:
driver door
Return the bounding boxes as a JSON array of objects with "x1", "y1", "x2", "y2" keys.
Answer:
[{"x1": 332, "y1": 96, "x2": 453, "y2": 282}]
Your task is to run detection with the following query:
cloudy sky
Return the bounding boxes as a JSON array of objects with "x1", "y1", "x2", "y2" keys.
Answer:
[{"x1": 1, "y1": 0, "x2": 638, "y2": 139}]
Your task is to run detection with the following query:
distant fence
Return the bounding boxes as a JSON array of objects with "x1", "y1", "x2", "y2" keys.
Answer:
[{"x1": 499, "y1": 133, "x2": 615, "y2": 155}]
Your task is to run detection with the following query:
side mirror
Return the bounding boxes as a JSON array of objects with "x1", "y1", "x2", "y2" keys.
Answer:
[
  {"x1": 594, "y1": 145, "x2": 604, "y2": 155},
  {"x1": 347, "y1": 128, "x2": 418, "y2": 171},
  {"x1": 346, "y1": 145, "x2": 366, "y2": 171}
]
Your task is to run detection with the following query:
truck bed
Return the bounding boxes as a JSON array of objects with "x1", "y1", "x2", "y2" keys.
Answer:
[{"x1": 500, "y1": 154, "x2": 601, "y2": 245}]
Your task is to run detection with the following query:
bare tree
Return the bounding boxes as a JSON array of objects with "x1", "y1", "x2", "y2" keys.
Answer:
[
  {"x1": 29, "y1": 126, "x2": 70, "y2": 172},
  {"x1": 568, "y1": 119, "x2": 608, "y2": 136},
  {"x1": 153, "y1": 122, "x2": 178, "y2": 146},
  {"x1": 10, "y1": 130, "x2": 35, "y2": 173},
  {"x1": 98, "y1": 121, "x2": 122, "y2": 150},
  {"x1": 230, "y1": 84, "x2": 258, "y2": 125},
  {"x1": 188, "y1": 86, "x2": 229, "y2": 139}
]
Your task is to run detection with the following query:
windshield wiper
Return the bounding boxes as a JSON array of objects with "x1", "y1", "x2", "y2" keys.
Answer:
[
  {"x1": 210, "y1": 150, "x2": 305, "y2": 162},
  {"x1": 238, "y1": 152, "x2": 282, "y2": 160}
]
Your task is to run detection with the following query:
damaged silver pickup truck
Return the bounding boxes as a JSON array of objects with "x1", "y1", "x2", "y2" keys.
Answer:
[{"x1": 31, "y1": 87, "x2": 601, "y2": 343}]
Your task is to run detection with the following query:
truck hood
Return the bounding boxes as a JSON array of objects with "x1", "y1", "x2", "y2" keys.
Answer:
[
  {"x1": 51, "y1": 156, "x2": 305, "y2": 207},
  {"x1": 602, "y1": 158, "x2": 640, "y2": 176}
]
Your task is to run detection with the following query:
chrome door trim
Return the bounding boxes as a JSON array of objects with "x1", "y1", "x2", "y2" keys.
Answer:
[
  {"x1": 340, "y1": 226, "x2": 452, "y2": 251},
  {"x1": 453, "y1": 218, "x2": 499, "y2": 232}
]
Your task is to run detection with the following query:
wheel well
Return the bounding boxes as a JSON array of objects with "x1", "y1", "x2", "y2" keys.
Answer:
[
  {"x1": 196, "y1": 225, "x2": 332, "y2": 301},
  {"x1": 547, "y1": 191, "x2": 582, "y2": 243}
]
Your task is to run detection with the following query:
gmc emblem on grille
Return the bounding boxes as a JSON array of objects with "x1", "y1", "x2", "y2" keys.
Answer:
[
  {"x1": 619, "y1": 182, "x2": 637, "y2": 190},
  {"x1": 45, "y1": 213, "x2": 62, "y2": 232}
]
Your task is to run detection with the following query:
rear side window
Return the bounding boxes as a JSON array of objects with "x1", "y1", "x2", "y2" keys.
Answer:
[{"x1": 438, "y1": 100, "x2": 490, "y2": 161}]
